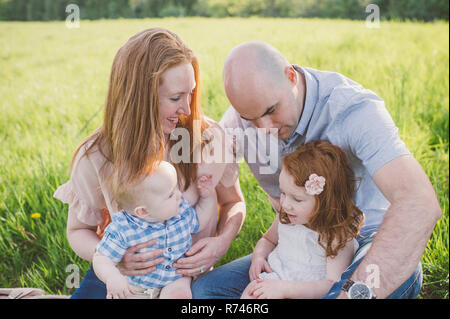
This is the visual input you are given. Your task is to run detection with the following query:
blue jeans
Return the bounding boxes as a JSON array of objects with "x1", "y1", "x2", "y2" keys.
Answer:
[
  {"x1": 70, "y1": 266, "x2": 106, "y2": 299},
  {"x1": 191, "y1": 228, "x2": 423, "y2": 299}
]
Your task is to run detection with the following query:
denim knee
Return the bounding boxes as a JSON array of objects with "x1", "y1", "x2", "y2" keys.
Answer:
[
  {"x1": 192, "y1": 254, "x2": 252, "y2": 299},
  {"x1": 387, "y1": 262, "x2": 423, "y2": 299},
  {"x1": 70, "y1": 265, "x2": 106, "y2": 299}
]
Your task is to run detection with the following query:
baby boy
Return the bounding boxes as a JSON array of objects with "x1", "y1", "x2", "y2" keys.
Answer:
[{"x1": 93, "y1": 161, "x2": 215, "y2": 299}]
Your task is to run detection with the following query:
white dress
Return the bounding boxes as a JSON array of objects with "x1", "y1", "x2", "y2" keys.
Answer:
[{"x1": 259, "y1": 222, "x2": 359, "y2": 282}]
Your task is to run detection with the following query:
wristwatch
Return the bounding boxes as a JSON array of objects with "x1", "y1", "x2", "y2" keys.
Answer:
[{"x1": 342, "y1": 279, "x2": 376, "y2": 299}]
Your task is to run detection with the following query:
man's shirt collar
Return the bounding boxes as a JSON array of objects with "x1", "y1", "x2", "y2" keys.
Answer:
[{"x1": 289, "y1": 65, "x2": 319, "y2": 140}]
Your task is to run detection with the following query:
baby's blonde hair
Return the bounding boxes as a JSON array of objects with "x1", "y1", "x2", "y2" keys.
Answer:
[{"x1": 113, "y1": 161, "x2": 177, "y2": 214}]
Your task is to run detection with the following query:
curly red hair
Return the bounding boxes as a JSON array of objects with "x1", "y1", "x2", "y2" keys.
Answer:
[{"x1": 279, "y1": 140, "x2": 364, "y2": 258}]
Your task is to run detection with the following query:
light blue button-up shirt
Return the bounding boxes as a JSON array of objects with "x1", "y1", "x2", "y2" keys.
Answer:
[
  {"x1": 96, "y1": 196, "x2": 199, "y2": 289},
  {"x1": 220, "y1": 65, "x2": 410, "y2": 236}
]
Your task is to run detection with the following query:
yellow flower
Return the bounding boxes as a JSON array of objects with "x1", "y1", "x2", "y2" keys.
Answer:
[{"x1": 31, "y1": 213, "x2": 41, "y2": 219}]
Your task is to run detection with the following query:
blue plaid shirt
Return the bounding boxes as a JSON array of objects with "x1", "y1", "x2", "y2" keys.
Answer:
[{"x1": 96, "y1": 196, "x2": 199, "y2": 289}]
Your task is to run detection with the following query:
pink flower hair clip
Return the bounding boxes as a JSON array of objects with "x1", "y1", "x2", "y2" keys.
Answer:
[{"x1": 304, "y1": 173, "x2": 326, "y2": 196}]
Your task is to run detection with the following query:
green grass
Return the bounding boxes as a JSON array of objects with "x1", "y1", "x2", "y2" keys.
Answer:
[{"x1": 0, "y1": 18, "x2": 448, "y2": 298}]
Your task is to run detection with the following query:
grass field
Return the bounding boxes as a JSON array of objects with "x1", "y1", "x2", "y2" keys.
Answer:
[{"x1": 0, "y1": 18, "x2": 448, "y2": 298}]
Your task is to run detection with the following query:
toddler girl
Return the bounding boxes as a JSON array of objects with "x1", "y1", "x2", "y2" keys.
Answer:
[{"x1": 242, "y1": 140, "x2": 365, "y2": 299}]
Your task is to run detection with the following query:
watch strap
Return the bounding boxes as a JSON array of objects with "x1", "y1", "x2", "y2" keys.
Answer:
[
  {"x1": 342, "y1": 279, "x2": 354, "y2": 292},
  {"x1": 342, "y1": 279, "x2": 377, "y2": 299}
]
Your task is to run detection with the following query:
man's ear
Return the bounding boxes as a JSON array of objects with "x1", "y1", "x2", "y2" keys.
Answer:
[
  {"x1": 284, "y1": 65, "x2": 298, "y2": 86},
  {"x1": 134, "y1": 206, "x2": 149, "y2": 218}
]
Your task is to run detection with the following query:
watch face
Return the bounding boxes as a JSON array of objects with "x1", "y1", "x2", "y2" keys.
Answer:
[{"x1": 349, "y1": 283, "x2": 372, "y2": 299}]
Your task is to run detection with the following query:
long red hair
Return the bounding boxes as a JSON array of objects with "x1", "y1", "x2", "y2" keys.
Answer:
[
  {"x1": 72, "y1": 27, "x2": 208, "y2": 193},
  {"x1": 280, "y1": 140, "x2": 364, "y2": 257}
]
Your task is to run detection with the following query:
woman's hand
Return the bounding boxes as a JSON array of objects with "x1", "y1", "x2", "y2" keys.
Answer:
[
  {"x1": 173, "y1": 236, "x2": 228, "y2": 277},
  {"x1": 117, "y1": 239, "x2": 165, "y2": 276},
  {"x1": 249, "y1": 255, "x2": 273, "y2": 281}
]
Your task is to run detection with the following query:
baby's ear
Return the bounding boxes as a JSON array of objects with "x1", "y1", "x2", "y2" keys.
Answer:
[{"x1": 134, "y1": 206, "x2": 149, "y2": 218}]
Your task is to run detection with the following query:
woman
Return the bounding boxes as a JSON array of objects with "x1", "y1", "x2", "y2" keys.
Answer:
[{"x1": 54, "y1": 27, "x2": 245, "y2": 298}]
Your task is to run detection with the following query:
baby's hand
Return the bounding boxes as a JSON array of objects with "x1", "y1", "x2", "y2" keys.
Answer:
[
  {"x1": 196, "y1": 174, "x2": 214, "y2": 198},
  {"x1": 106, "y1": 275, "x2": 135, "y2": 299}
]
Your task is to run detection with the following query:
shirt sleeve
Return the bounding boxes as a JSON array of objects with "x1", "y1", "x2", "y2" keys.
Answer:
[
  {"x1": 339, "y1": 97, "x2": 411, "y2": 176},
  {"x1": 95, "y1": 223, "x2": 128, "y2": 264},
  {"x1": 188, "y1": 205, "x2": 200, "y2": 235},
  {"x1": 53, "y1": 145, "x2": 105, "y2": 226},
  {"x1": 218, "y1": 106, "x2": 236, "y2": 129}
]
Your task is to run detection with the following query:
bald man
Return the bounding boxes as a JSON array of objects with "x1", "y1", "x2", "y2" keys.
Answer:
[{"x1": 191, "y1": 41, "x2": 441, "y2": 299}]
